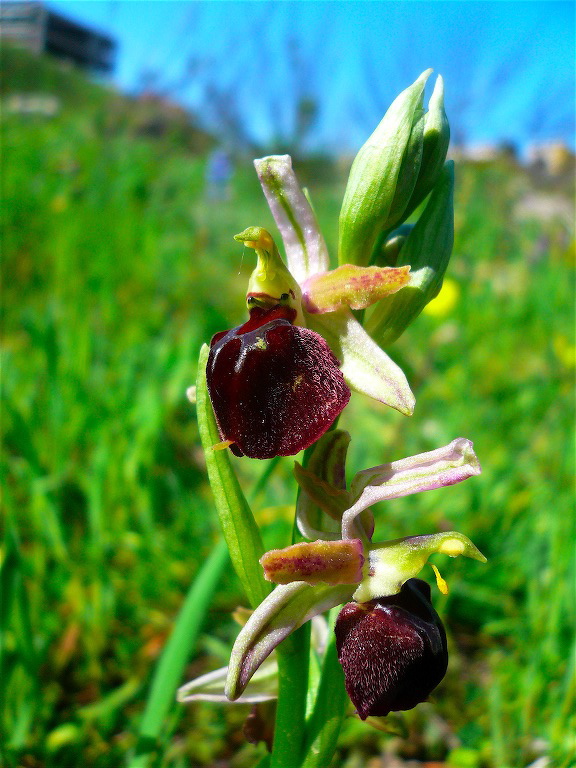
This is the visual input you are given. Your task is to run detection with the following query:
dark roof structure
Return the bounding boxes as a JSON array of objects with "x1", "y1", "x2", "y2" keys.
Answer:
[{"x1": 0, "y1": 1, "x2": 116, "y2": 75}]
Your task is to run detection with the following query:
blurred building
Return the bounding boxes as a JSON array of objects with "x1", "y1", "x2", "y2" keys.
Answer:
[
  {"x1": 526, "y1": 141, "x2": 575, "y2": 178},
  {"x1": 0, "y1": 1, "x2": 116, "y2": 76}
]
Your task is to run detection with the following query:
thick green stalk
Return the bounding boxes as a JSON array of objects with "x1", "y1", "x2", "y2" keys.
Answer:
[
  {"x1": 301, "y1": 627, "x2": 348, "y2": 768},
  {"x1": 271, "y1": 624, "x2": 311, "y2": 768},
  {"x1": 196, "y1": 344, "x2": 270, "y2": 608},
  {"x1": 268, "y1": 439, "x2": 321, "y2": 768}
]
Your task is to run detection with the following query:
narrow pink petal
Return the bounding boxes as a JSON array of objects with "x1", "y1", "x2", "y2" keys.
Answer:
[
  {"x1": 342, "y1": 438, "x2": 481, "y2": 539},
  {"x1": 302, "y1": 264, "x2": 410, "y2": 314},
  {"x1": 260, "y1": 539, "x2": 364, "y2": 586}
]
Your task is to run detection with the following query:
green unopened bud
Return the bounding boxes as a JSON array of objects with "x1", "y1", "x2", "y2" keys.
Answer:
[
  {"x1": 338, "y1": 70, "x2": 432, "y2": 267},
  {"x1": 404, "y1": 75, "x2": 450, "y2": 216},
  {"x1": 376, "y1": 224, "x2": 414, "y2": 267},
  {"x1": 365, "y1": 161, "x2": 454, "y2": 346},
  {"x1": 383, "y1": 105, "x2": 425, "y2": 231}
]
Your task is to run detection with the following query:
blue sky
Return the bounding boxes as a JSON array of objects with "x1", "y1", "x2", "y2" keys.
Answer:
[{"x1": 49, "y1": 1, "x2": 575, "y2": 154}]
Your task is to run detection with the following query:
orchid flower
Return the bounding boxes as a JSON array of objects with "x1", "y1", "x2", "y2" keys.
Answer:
[
  {"x1": 221, "y1": 434, "x2": 485, "y2": 719},
  {"x1": 252, "y1": 157, "x2": 415, "y2": 419},
  {"x1": 206, "y1": 220, "x2": 412, "y2": 459}
]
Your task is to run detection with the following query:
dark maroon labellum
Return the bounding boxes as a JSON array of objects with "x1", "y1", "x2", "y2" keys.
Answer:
[
  {"x1": 206, "y1": 305, "x2": 350, "y2": 459},
  {"x1": 335, "y1": 578, "x2": 448, "y2": 719}
]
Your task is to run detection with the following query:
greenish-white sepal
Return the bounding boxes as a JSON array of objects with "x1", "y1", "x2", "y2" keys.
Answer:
[
  {"x1": 178, "y1": 658, "x2": 278, "y2": 704},
  {"x1": 352, "y1": 531, "x2": 487, "y2": 603},
  {"x1": 225, "y1": 582, "x2": 352, "y2": 700},
  {"x1": 254, "y1": 155, "x2": 330, "y2": 283},
  {"x1": 308, "y1": 310, "x2": 415, "y2": 416}
]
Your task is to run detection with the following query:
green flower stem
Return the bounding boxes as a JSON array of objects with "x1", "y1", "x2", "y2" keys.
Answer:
[
  {"x1": 271, "y1": 624, "x2": 311, "y2": 768},
  {"x1": 196, "y1": 344, "x2": 270, "y2": 608},
  {"x1": 251, "y1": 455, "x2": 282, "y2": 501},
  {"x1": 301, "y1": 624, "x2": 348, "y2": 768},
  {"x1": 268, "y1": 439, "x2": 322, "y2": 768}
]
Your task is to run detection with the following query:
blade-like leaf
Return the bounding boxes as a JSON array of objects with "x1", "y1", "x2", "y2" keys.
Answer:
[
  {"x1": 129, "y1": 538, "x2": 229, "y2": 768},
  {"x1": 196, "y1": 344, "x2": 270, "y2": 608}
]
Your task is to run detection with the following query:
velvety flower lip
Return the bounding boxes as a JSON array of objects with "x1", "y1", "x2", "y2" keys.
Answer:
[
  {"x1": 335, "y1": 578, "x2": 448, "y2": 719},
  {"x1": 207, "y1": 304, "x2": 350, "y2": 459}
]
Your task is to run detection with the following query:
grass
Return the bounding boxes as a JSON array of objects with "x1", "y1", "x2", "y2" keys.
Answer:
[{"x1": 2, "y1": 54, "x2": 575, "y2": 768}]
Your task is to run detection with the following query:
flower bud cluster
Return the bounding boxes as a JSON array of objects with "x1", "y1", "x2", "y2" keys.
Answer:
[{"x1": 339, "y1": 71, "x2": 453, "y2": 346}]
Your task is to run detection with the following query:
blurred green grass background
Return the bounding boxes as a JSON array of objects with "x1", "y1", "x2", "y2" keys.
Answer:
[{"x1": 1, "y1": 45, "x2": 575, "y2": 768}]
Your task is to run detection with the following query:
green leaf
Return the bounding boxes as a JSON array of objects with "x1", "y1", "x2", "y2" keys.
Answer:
[
  {"x1": 196, "y1": 343, "x2": 270, "y2": 608},
  {"x1": 128, "y1": 538, "x2": 229, "y2": 768}
]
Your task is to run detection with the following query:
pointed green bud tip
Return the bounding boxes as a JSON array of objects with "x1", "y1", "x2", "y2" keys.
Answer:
[
  {"x1": 338, "y1": 70, "x2": 432, "y2": 267},
  {"x1": 234, "y1": 226, "x2": 304, "y2": 321},
  {"x1": 405, "y1": 75, "x2": 451, "y2": 214},
  {"x1": 376, "y1": 225, "x2": 414, "y2": 268},
  {"x1": 429, "y1": 73, "x2": 446, "y2": 115}
]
